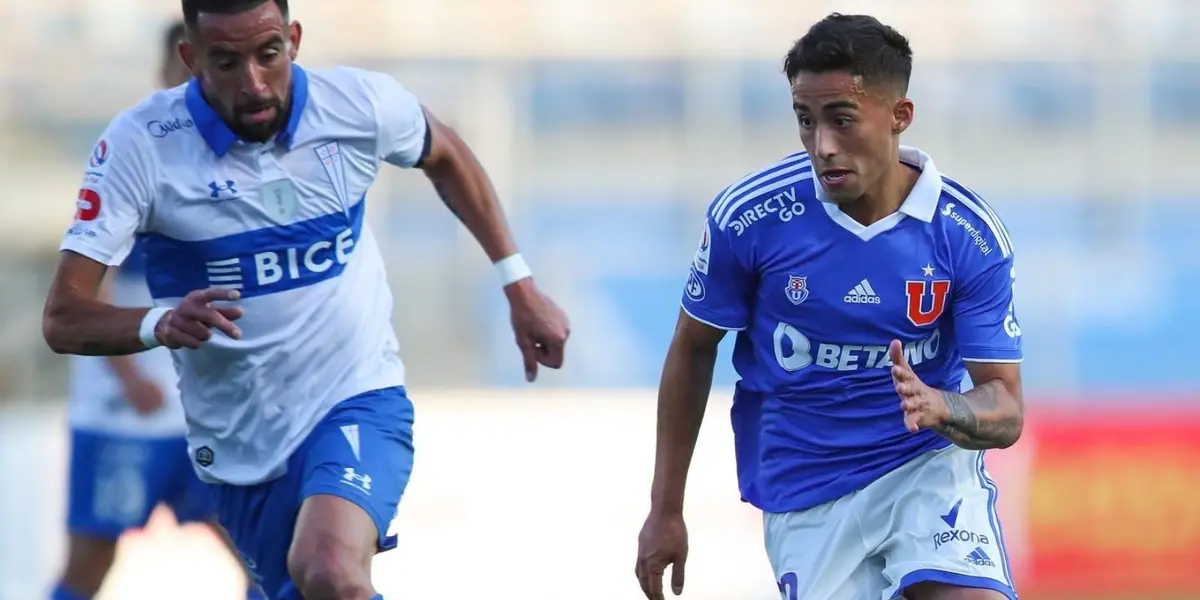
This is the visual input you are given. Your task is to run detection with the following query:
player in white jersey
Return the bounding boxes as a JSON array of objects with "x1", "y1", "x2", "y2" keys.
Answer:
[
  {"x1": 41, "y1": 1, "x2": 570, "y2": 598},
  {"x1": 49, "y1": 21, "x2": 265, "y2": 600},
  {"x1": 636, "y1": 14, "x2": 1024, "y2": 600}
]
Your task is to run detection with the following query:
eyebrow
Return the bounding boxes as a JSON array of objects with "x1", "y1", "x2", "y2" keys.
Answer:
[{"x1": 208, "y1": 34, "x2": 285, "y2": 55}]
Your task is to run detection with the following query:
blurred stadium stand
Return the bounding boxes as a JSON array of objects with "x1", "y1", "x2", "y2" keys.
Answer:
[
  {"x1": 1, "y1": 2, "x2": 1199, "y2": 599},
  {"x1": 3, "y1": 0, "x2": 1198, "y2": 396}
]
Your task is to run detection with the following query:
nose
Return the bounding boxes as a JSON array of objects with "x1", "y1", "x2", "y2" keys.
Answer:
[
  {"x1": 815, "y1": 125, "x2": 839, "y2": 161},
  {"x1": 239, "y1": 63, "x2": 270, "y2": 96}
]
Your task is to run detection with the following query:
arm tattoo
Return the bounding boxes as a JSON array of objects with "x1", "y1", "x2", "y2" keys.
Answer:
[
  {"x1": 935, "y1": 383, "x2": 1021, "y2": 450},
  {"x1": 940, "y1": 391, "x2": 981, "y2": 433}
]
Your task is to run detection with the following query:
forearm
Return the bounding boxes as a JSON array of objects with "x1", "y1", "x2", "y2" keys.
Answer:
[
  {"x1": 935, "y1": 380, "x2": 1024, "y2": 450},
  {"x1": 95, "y1": 277, "x2": 149, "y2": 378},
  {"x1": 422, "y1": 130, "x2": 518, "y2": 262},
  {"x1": 44, "y1": 297, "x2": 151, "y2": 356},
  {"x1": 649, "y1": 342, "x2": 718, "y2": 514}
]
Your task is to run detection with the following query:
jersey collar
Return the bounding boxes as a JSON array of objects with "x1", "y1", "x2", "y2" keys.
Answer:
[
  {"x1": 812, "y1": 145, "x2": 942, "y2": 223},
  {"x1": 185, "y1": 64, "x2": 310, "y2": 157}
]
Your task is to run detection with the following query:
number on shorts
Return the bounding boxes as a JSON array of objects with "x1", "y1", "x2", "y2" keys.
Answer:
[{"x1": 777, "y1": 572, "x2": 798, "y2": 600}]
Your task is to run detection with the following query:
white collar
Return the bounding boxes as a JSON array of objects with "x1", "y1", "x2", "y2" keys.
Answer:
[{"x1": 813, "y1": 145, "x2": 942, "y2": 223}]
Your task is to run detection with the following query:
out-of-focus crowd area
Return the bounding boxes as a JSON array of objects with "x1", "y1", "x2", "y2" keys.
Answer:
[{"x1": 0, "y1": 1, "x2": 1197, "y2": 598}]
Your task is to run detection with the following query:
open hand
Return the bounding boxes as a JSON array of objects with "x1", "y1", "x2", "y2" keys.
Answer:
[
  {"x1": 155, "y1": 287, "x2": 245, "y2": 349},
  {"x1": 889, "y1": 340, "x2": 949, "y2": 432}
]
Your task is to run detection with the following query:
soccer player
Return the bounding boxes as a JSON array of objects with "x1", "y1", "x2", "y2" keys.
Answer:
[
  {"x1": 48, "y1": 20, "x2": 264, "y2": 600},
  {"x1": 635, "y1": 14, "x2": 1023, "y2": 600},
  {"x1": 42, "y1": 1, "x2": 569, "y2": 599}
]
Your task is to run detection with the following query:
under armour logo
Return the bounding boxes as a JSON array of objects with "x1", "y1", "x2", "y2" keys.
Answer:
[
  {"x1": 209, "y1": 180, "x2": 237, "y2": 199},
  {"x1": 342, "y1": 467, "x2": 372, "y2": 494}
]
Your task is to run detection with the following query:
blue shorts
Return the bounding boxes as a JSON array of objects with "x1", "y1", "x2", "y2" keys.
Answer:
[
  {"x1": 213, "y1": 387, "x2": 415, "y2": 599},
  {"x1": 67, "y1": 430, "x2": 216, "y2": 540}
]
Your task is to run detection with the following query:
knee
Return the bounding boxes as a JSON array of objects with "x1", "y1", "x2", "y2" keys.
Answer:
[{"x1": 288, "y1": 544, "x2": 373, "y2": 600}]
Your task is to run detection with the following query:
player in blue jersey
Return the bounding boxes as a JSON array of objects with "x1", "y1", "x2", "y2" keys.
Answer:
[
  {"x1": 48, "y1": 21, "x2": 267, "y2": 600},
  {"x1": 636, "y1": 14, "x2": 1024, "y2": 600},
  {"x1": 42, "y1": 1, "x2": 568, "y2": 599}
]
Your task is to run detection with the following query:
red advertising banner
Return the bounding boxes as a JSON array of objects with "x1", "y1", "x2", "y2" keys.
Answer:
[{"x1": 1011, "y1": 407, "x2": 1200, "y2": 596}]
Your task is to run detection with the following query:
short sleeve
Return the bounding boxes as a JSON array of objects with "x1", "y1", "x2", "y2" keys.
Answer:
[
  {"x1": 953, "y1": 240, "x2": 1023, "y2": 363},
  {"x1": 680, "y1": 214, "x2": 755, "y2": 331},
  {"x1": 359, "y1": 70, "x2": 430, "y2": 168},
  {"x1": 59, "y1": 115, "x2": 154, "y2": 267}
]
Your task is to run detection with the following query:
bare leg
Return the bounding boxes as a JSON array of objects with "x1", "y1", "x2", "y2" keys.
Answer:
[
  {"x1": 904, "y1": 581, "x2": 1010, "y2": 600},
  {"x1": 287, "y1": 494, "x2": 379, "y2": 600},
  {"x1": 56, "y1": 534, "x2": 118, "y2": 598}
]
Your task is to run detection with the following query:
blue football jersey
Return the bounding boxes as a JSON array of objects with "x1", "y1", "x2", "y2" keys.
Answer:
[{"x1": 682, "y1": 147, "x2": 1022, "y2": 513}]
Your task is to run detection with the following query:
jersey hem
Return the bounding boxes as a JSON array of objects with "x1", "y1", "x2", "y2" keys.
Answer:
[
  {"x1": 191, "y1": 379, "x2": 404, "y2": 486},
  {"x1": 680, "y1": 303, "x2": 747, "y2": 332},
  {"x1": 745, "y1": 437, "x2": 954, "y2": 514}
]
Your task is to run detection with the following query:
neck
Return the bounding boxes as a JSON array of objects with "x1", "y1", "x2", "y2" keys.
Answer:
[{"x1": 840, "y1": 156, "x2": 918, "y2": 227}]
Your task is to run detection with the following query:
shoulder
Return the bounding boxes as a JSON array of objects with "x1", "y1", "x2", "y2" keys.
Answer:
[
  {"x1": 706, "y1": 151, "x2": 815, "y2": 238},
  {"x1": 103, "y1": 86, "x2": 194, "y2": 157},
  {"x1": 934, "y1": 174, "x2": 1015, "y2": 262},
  {"x1": 305, "y1": 65, "x2": 376, "y2": 89},
  {"x1": 86, "y1": 89, "x2": 187, "y2": 177},
  {"x1": 302, "y1": 66, "x2": 421, "y2": 130},
  {"x1": 305, "y1": 66, "x2": 414, "y2": 110},
  {"x1": 103, "y1": 90, "x2": 179, "y2": 143}
]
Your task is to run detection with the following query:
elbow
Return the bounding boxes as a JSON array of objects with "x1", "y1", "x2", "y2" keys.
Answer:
[
  {"x1": 42, "y1": 301, "x2": 75, "y2": 355},
  {"x1": 996, "y1": 425, "x2": 1023, "y2": 450},
  {"x1": 996, "y1": 402, "x2": 1025, "y2": 449}
]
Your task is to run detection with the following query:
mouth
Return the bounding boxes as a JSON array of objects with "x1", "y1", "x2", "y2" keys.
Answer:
[
  {"x1": 819, "y1": 168, "x2": 854, "y2": 187},
  {"x1": 240, "y1": 105, "x2": 278, "y2": 125}
]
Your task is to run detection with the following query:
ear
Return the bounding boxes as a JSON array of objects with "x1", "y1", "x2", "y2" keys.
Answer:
[
  {"x1": 892, "y1": 97, "x2": 914, "y2": 136},
  {"x1": 287, "y1": 21, "x2": 302, "y2": 59},
  {"x1": 179, "y1": 38, "x2": 196, "y2": 72}
]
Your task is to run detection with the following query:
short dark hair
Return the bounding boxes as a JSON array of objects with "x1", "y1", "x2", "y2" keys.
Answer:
[
  {"x1": 181, "y1": 0, "x2": 288, "y2": 28},
  {"x1": 163, "y1": 20, "x2": 186, "y2": 56},
  {"x1": 783, "y1": 13, "x2": 912, "y2": 95}
]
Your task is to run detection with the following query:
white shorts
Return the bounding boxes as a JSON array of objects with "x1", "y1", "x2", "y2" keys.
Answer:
[{"x1": 764, "y1": 445, "x2": 1016, "y2": 600}]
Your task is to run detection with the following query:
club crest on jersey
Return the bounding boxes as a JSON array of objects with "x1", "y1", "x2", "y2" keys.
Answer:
[
  {"x1": 315, "y1": 141, "x2": 350, "y2": 206},
  {"x1": 785, "y1": 275, "x2": 809, "y2": 305},
  {"x1": 905, "y1": 279, "x2": 952, "y2": 327}
]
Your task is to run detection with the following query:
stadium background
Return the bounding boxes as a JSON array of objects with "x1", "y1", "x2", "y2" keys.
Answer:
[{"x1": 1, "y1": 0, "x2": 1198, "y2": 598}]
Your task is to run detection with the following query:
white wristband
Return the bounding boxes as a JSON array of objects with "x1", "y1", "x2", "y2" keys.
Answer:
[
  {"x1": 494, "y1": 254, "x2": 533, "y2": 287},
  {"x1": 139, "y1": 307, "x2": 171, "y2": 349}
]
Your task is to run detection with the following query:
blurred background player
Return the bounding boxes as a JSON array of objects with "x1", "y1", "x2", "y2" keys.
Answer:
[
  {"x1": 49, "y1": 20, "x2": 261, "y2": 600},
  {"x1": 636, "y1": 13, "x2": 1023, "y2": 600}
]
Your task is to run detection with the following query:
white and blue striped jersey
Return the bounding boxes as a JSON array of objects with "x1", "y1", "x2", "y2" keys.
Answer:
[
  {"x1": 60, "y1": 65, "x2": 429, "y2": 485},
  {"x1": 683, "y1": 147, "x2": 1022, "y2": 513},
  {"x1": 67, "y1": 239, "x2": 186, "y2": 437}
]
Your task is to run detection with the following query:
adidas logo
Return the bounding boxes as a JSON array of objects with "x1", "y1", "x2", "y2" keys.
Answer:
[
  {"x1": 964, "y1": 547, "x2": 995, "y2": 568},
  {"x1": 843, "y1": 279, "x2": 881, "y2": 304}
]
